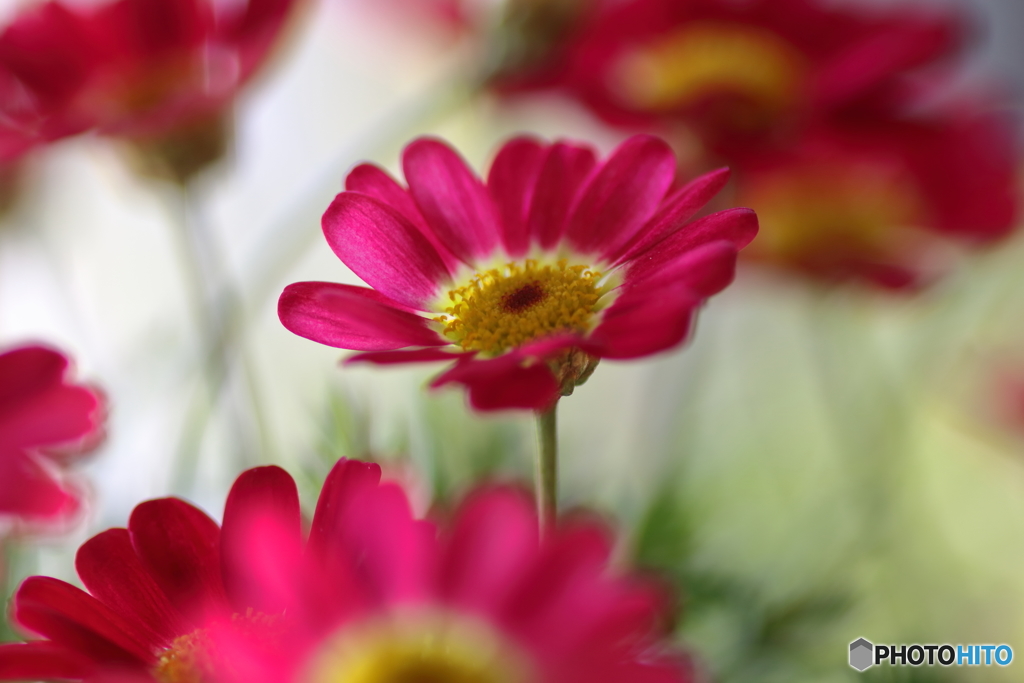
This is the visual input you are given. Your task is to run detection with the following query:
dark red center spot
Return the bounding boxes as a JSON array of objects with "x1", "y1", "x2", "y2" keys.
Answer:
[{"x1": 502, "y1": 283, "x2": 546, "y2": 313}]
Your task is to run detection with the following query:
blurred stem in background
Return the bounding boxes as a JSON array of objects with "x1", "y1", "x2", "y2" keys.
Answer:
[
  {"x1": 0, "y1": 537, "x2": 35, "y2": 643},
  {"x1": 0, "y1": 538, "x2": 8, "y2": 642},
  {"x1": 164, "y1": 182, "x2": 271, "y2": 493},
  {"x1": 535, "y1": 402, "x2": 558, "y2": 532}
]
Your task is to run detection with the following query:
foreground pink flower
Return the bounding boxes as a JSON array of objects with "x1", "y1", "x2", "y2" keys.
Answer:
[
  {"x1": 279, "y1": 134, "x2": 757, "y2": 411},
  {"x1": 0, "y1": 459, "x2": 692, "y2": 683},
  {"x1": 0, "y1": 345, "x2": 105, "y2": 524}
]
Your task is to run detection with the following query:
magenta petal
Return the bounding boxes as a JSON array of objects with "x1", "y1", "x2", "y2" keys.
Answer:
[
  {"x1": 128, "y1": 498, "x2": 227, "y2": 627},
  {"x1": 84, "y1": 669, "x2": 160, "y2": 683},
  {"x1": 612, "y1": 167, "x2": 732, "y2": 264},
  {"x1": 403, "y1": 138, "x2": 502, "y2": 264},
  {"x1": 278, "y1": 282, "x2": 445, "y2": 351},
  {"x1": 325, "y1": 481, "x2": 434, "y2": 604},
  {"x1": 431, "y1": 356, "x2": 560, "y2": 412},
  {"x1": 558, "y1": 660, "x2": 689, "y2": 683},
  {"x1": 438, "y1": 488, "x2": 539, "y2": 612},
  {"x1": 897, "y1": 112, "x2": 1019, "y2": 241},
  {"x1": 0, "y1": 345, "x2": 103, "y2": 455},
  {"x1": 0, "y1": 346, "x2": 67, "y2": 408},
  {"x1": 0, "y1": 642, "x2": 96, "y2": 680},
  {"x1": 322, "y1": 193, "x2": 451, "y2": 310},
  {"x1": 345, "y1": 163, "x2": 462, "y2": 271},
  {"x1": 90, "y1": 0, "x2": 209, "y2": 59},
  {"x1": 565, "y1": 135, "x2": 676, "y2": 258},
  {"x1": 345, "y1": 348, "x2": 468, "y2": 365},
  {"x1": 488, "y1": 136, "x2": 548, "y2": 257},
  {"x1": 0, "y1": 384, "x2": 101, "y2": 457},
  {"x1": 345, "y1": 164, "x2": 430, "y2": 232},
  {"x1": 305, "y1": 460, "x2": 433, "y2": 620},
  {"x1": 307, "y1": 459, "x2": 383, "y2": 563},
  {"x1": 75, "y1": 529, "x2": 188, "y2": 646},
  {"x1": 528, "y1": 142, "x2": 597, "y2": 250},
  {"x1": 590, "y1": 287, "x2": 699, "y2": 360},
  {"x1": 221, "y1": 466, "x2": 302, "y2": 614},
  {"x1": 13, "y1": 576, "x2": 155, "y2": 664},
  {"x1": 0, "y1": 3, "x2": 95, "y2": 112},
  {"x1": 497, "y1": 521, "x2": 614, "y2": 650},
  {"x1": 814, "y1": 17, "x2": 957, "y2": 110},
  {"x1": 625, "y1": 208, "x2": 758, "y2": 272},
  {"x1": 0, "y1": 449, "x2": 78, "y2": 519},
  {"x1": 625, "y1": 241, "x2": 739, "y2": 297}
]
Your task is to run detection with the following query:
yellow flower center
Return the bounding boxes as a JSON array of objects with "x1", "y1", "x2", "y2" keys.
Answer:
[
  {"x1": 742, "y1": 162, "x2": 925, "y2": 267},
  {"x1": 152, "y1": 610, "x2": 282, "y2": 683},
  {"x1": 611, "y1": 21, "x2": 805, "y2": 118},
  {"x1": 154, "y1": 629, "x2": 216, "y2": 683},
  {"x1": 304, "y1": 614, "x2": 531, "y2": 683},
  {"x1": 437, "y1": 259, "x2": 606, "y2": 356}
]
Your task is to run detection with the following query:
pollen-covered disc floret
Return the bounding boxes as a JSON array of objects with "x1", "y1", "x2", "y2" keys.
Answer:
[
  {"x1": 154, "y1": 629, "x2": 214, "y2": 683},
  {"x1": 304, "y1": 613, "x2": 531, "y2": 683},
  {"x1": 154, "y1": 609, "x2": 282, "y2": 683},
  {"x1": 437, "y1": 259, "x2": 606, "y2": 356}
]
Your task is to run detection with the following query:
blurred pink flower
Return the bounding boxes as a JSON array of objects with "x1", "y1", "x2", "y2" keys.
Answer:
[
  {"x1": 738, "y1": 108, "x2": 1020, "y2": 288},
  {"x1": 500, "y1": 0, "x2": 961, "y2": 156},
  {"x1": 0, "y1": 0, "x2": 299, "y2": 176},
  {"x1": 278, "y1": 134, "x2": 757, "y2": 411},
  {"x1": 0, "y1": 345, "x2": 105, "y2": 524},
  {"x1": 0, "y1": 459, "x2": 692, "y2": 683}
]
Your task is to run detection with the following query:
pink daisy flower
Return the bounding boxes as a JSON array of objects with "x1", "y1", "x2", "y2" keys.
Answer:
[
  {"x1": 0, "y1": 344, "x2": 105, "y2": 525},
  {"x1": 0, "y1": 459, "x2": 693, "y2": 683},
  {"x1": 278, "y1": 134, "x2": 757, "y2": 411}
]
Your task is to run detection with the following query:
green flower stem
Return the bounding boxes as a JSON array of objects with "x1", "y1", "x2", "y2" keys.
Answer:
[{"x1": 535, "y1": 402, "x2": 559, "y2": 534}]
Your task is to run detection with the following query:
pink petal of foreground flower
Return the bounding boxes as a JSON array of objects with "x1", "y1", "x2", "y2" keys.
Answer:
[
  {"x1": 0, "y1": 345, "x2": 105, "y2": 524},
  {"x1": 0, "y1": 459, "x2": 693, "y2": 683},
  {"x1": 279, "y1": 134, "x2": 758, "y2": 411}
]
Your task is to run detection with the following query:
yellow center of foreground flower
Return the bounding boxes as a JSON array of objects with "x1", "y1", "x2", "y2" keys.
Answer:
[
  {"x1": 153, "y1": 609, "x2": 281, "y2": 683},
  {"x1": 304, "y1": 614, "x2": 531, "y2": 683},
  {"x1": 612, "y1": 21, "x2": 805, "y2": 118},
  {"x1": 437, "y1": 259, "x2": 606, "y2": 356}
]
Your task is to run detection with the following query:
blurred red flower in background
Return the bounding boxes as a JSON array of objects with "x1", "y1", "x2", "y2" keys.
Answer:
[
  {"x1": 0, "y1": 345, "x2": 105, "y2": 525},
  {"x1": 501, "y1": 0, "x2": 960, "y2": 156},
  {"x1": 0, "y1": 459, "x2": 692, "y2": 683},
  {"x1": 0, "y1": 0, "x2": 299, "y2": 179},
  {"x1": 738, "y1": 107, "x2": 1020, "y2": 289},
  {"x1": 496, "y1": 0, "x2": 1019, "y2": 289},
  {"x1": 279, "y1": 134, "x2": 757, "y2": 412}
]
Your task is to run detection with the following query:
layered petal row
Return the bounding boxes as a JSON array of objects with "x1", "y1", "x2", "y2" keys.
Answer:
[
  {"x1": 0, "y1": 459, "x2": 693, "y2": 683},
  {"x1": 0, "y1": 345, "x2": 105, "y2": 524}
]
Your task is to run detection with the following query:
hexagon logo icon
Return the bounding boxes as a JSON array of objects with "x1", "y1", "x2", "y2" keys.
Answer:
[{"x1": 849, "y1": 638, "x2": 874, "y2": 671}]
